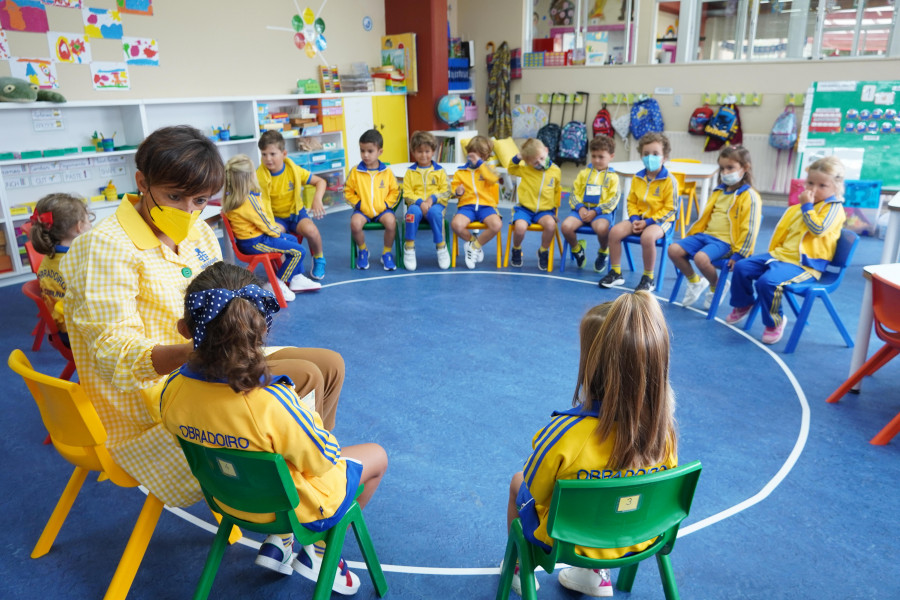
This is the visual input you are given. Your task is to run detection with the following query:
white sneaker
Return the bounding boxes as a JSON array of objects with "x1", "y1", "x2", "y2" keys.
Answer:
[
  {"x1": 702, "y1": 280, "x2": 730, "y2": 310},
  {"x1": 293, "y1": 544, "x2": 360, "y2": 596},
  {"x1": 255, "y1": 534, "x2": 296, "y2": 575},
  {"x1": 558, "y1": 567, "x2": 614, "y2": 597},
  {"x1": 474, "y1": 242, "x2": 485, "y2": 263},
  {"x1": 464, "y1": 241, "x2": 477, "y2": 269},
  {"x1": 436, "y1": 245, "x2": 451, "y2": 270},
  {"x1": 263, "y1": 281, "x2": 295, "y2": 302},
  {"x1": 682, "y1": 278, "x2": 709, "y2": 307},
  {"x1": 403, "y1": 247, "x2": 417, "y2": 271},
  {"x1": 289, "y1": 273, "x2": 322, "y2": 292}
]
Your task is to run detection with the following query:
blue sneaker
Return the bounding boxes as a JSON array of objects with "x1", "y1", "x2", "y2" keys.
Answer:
[
  {"x1": 356, "y1": 249, "x2": 369, "y2": 270},
  {"x1": 382, "y1": 251, "x2": 397, "y2": 271},
  {"x1": 255, "y1": 534, "x2": 295, "y2": 575},
  {"x1": 310, "y1": 257, "x2": 326, "y2": 280}
]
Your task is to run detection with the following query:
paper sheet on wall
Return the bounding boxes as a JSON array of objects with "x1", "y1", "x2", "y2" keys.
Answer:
[
  {"x1": 0, "y1": 0, "x2": 49, "y2": 33},
  {"x1": 123, "y1": 37, "x2": 159, "y2": 66},
  {"x1": 83, "y1": 8, "x2": 124, "y2": 40},
  {"x1": 91, "y1": 62, "x2": 130, "y2": 91},
  {"x1": 47, "y1": 31, "x2": 92, "y2": 64},
  {"x1": 116, "y1": 0, "x2": 153, "y2": 16},
  {"x1": 9, "y1": 57, "x2": 59, "y2": 89},
  {"x1": 0, "y1": 30, "x2": 9, "y2": 60},
  {"x1": 49, "y1": 1, "x2": 83, "y2": 8}
]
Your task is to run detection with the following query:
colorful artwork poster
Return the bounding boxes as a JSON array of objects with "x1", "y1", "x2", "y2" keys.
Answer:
[
  {"x1": 122, "y1": 36, "x2": 158, "y2": 65},
  {"x1": 83, "y1": 7, "x2": 123, "y2": 40},
  {"x1": 116, "y1": 0, "x2": 151, "y2": 16},
  {"x1": 90, "y1": 61, "x2": 129, "y2": 90},
  {"x1": 0, "y1": 0, "x2": 50, "y2": 33},
  {"x1": 47, "y1": 0, "x2": 82, "y2": 8},
  {"x1": 48, "y1": 31, "x2": 91, "y2": 63},
  {"x1": 9, "y1": 57, "x2": 58, "y2": 88},
  {"x1": 0, "y1": 30, "x2": 9, "y2": 59}
]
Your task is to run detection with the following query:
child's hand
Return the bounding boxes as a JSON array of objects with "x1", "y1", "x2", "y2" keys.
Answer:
[
  {"x1": 420, "y1": 198, "x2": 433, "y2": 213},
  {"x1": 632, "y1": 220, "x2": 646, "y2": 234},
  {"x1": 311, "y1": 198, "x2": 326, "y2": 219},
  {"x1": 467, "y1": 152, "x2": 480, "y2": 165},
  {"x1": 455, "y1": 184, "x2": 465, "y2": 196},
  {"x1": 584, "y1": 209, "x2": 597, "y2": 221},
  {"x1": 276, "y1": 222, "x2": 286, "y2": 233},
  {"x1": 798, "y1": 190, "x2": 815, "y2": 205},
  {"x1": 578, "y1": 207, "x2": 589, "y2": 220}
]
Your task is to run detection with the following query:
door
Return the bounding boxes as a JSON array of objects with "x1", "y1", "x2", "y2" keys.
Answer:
[{"x1": 371, "y1": 95, "x2": 409, "y2": 165}]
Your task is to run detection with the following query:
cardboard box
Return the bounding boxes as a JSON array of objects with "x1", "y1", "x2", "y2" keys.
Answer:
[{"x1": 0, "y1": 254, "x2": 12, "y2": 273}]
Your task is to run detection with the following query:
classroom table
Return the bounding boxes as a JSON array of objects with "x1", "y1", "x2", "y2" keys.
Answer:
[
  {"x1": 846, "y1": 192, "x2": 900, "y2": 391},
  {"x1": 609, "y1": 160, "x2": 720, "y2": 213}
]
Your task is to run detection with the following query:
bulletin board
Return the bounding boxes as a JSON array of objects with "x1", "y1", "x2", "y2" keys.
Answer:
[{"x1": 798, "y1": 80, "x2": 900, "y2": 191}]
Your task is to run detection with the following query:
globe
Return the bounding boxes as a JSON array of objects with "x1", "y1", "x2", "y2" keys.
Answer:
[{"x1": 436, "y1": 95, "x2": 465, "y2": 126}]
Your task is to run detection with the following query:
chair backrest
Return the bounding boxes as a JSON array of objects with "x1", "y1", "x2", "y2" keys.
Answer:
[
  {"x1": 219, "y1": 214, "x2": 250, "y2": 260},
  {"x1": 177, "y1": 438, "x2": 302, "y2": 534},
  {"x1": 22, "y1": 279, "x2": 73, "y2": 361},
  {"x1": 7, "y1": 349, "x2": 134, "y2": 485},
  {"x1": 545, "y1": 461, "x2": 702, "y2": 565},
  {"x1": 872, "y1": 273, "x2": 900, "y2": 334},
  {"x1": 19, "y1": 222, "x2": 44, "y2": 274},
  {"x1": 819, "y1": 229, "x2": 859, "y2": 286}
]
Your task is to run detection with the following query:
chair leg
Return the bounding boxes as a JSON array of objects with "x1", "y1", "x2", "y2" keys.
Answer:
[
  {"x1": 31, "y1": 466, "x2": 90, "y2": 558},
  {"x1": 616, "y1": 562, "x2": 639, "y2": 592},
  {"x1": 656, "y1": 553, "x2": 681, "y2": 600},
  {"x1": 210, "y1": 510, "x2": 243, "y2": 545},
  {"x1": 313, "y1": 524, "x2": 350, "y2": 600},
  {"x1": 191, "y1": 520, "x2": 234, "y2": 600},
  {"x1": 258, "y1": 259, "x2": 287, "y2": 308},
  {"x1": 32, "y1": 318, "x2": 46, "y2": 351},
  {"x1": 495, "y1": 534, "x2": 519, "y2": 600},
  {"x1": 820, "y1": 294, "x2": 855, "y2": 348},
  {"x1": 784, "y1": 294, "x2": 817, "y2": 354},
  {"x1": 451, "y1": 232, "x2": 458, "y2": 268},
  {"x1": 560, "y1": 239, "x2": 570, "y2": 273},
  {"x1": 102, "y1": 493, "x2": 164, "y2": 600},
  {"x1": 871, "y1": 411, "x2": 900, "y2": 445},
  {"x1": 655, "y1": 242, "x2": 669, "y2": 292},
  {"x1": 743, "y1": 302, "x2": 761, "y2": 331},
  {"x1": 669, "y1": 270, "x2": 684, "y2": 304},
  {"x1": 622, "y1": 243, "x2": 634, "y2": 272},
  {"x1": 495, "y1": 230, "x2": 503, "y2": 269},
  {"x1": 503, "y1": 225, "x2": 513, "y2": 268},
  {"x1": 515, "y1": 539, "x2": 538, "y2": 600},
  {"x1": 825, "y1": 344, "x2": 897, "y2": 403},
  {"x1": 350, "y1": 237, "x2": 357, "y2": 270},
  {"x1": 348, "y1": 505, "x2": 389, "y2": 597},
  {"x1": 59, "y1": 361, "x2": 76, "y2": 381},
  {"x1": 706, "y1": 268, "x2": 729, "y2": 321}
]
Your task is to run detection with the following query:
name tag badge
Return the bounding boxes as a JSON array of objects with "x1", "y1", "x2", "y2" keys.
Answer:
[{"x1": 585, "y1": 184, "x2": 603, "y2": 197}]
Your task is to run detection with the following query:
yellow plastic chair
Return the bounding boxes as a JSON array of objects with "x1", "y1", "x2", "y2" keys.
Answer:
[
  {"x1": 503, "y1": 223, "x2": 564, "y2": 271},
  {"x1": 670, "y1": 159, "x2": 700, "y2": 236},
  {"x1": 451, "y1": 222, "x2": 503, "y2": 268},
  {"x1": 8, "y1": 349, "x2": 165, "y2": 600}
]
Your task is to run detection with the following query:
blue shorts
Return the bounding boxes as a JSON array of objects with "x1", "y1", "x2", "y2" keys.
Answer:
[
  {"x1": 455, "y1": 205, "x2": 499, "y2": 223},
  {"x1": 275, "y1": 208, "x2": 309, "y2": 234},
  {"x1": 676, "y1": 233, "x2": 732, "y2": 262},
  {"x1": 568, "y1": 209, "x2": 614, "y2": 225},
  {"x1": 513, "y1": 206, "x2": 556, "y2": 225},
  {"x1": 300, "y1": 458, "x2": 363, "y2": 532},
  {"x1": 353, "y1": 208, "x2": 394, "y2": 223},
  {"x1": 516, "y1": 482, "x2": 552, "y2": 553}
]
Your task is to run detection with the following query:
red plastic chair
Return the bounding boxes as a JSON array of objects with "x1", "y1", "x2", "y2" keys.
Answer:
[
  {"x1": 21, "y1": 280, "x2": 76, "y2": 382},
  {"x1": 826, "y1": 272, "x2": 900, "y2": 445},
  {"x1": 220, "y1": 214, "x2": 288, "y2": 308}
]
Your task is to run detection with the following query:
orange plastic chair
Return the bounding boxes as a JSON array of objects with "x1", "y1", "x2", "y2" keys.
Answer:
[
  {"x1": 21, "y1": 279, "x2": 76, "y2": 381},
  {"x1": 221, "y1": 214, "x2": 288, "y2": 308},
  {"x1": 451, "y1": 222, "x2": 503, "y2": 268},
  {"x1": 8, "y1": 349, "x2": 165, "y2": 600},
  {"x1": 20, "y1": 222, "x2": 48, "y2": 350},
  {"x1": 826, "y1": 272, "x2": 900, "y2": 445},
  {"x1": 503, "y1": 222, "x2": 563, "y2": 271}
]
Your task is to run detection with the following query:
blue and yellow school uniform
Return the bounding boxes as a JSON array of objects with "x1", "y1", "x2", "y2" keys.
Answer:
[
  {"x1": 731, "y1": 196, "x2": 846, "y2": 328},
  {"x1": 36, "y1": 247, "x2": 69, "y2": 345},
  {"x1": 507, "y1": 156, "x2": 562, "y2": 223},
  {"x1": 256, "y1": 157, "x2": 313, "y2": 232},
  {"x1": 518, "y1": 404, "x2": 677, "y2": 559},
  {"x1": 344, "y1": 161, "x2": 400, "y2": 221},
  {"x1": 402, "y1": 161, "x2": 452, "y2": 243},
  {"x1": 569, "y1": 166, "x2": 620, "y2": 223},
  {"x1": 681, "y1": 183, "x2": 762, "y2": 262},
  {"x1": 225, "y1": 191, "x2": 305, "y2": 282},
  {"x1": 626, "y1": 166, "x2": 679, "y2": 234},
  {"x1": 451, "y1": 159, "x2": 501, "y2": 223},
  {"x1": 160, "y1": 368, "x2": 361, "y2": 531}
]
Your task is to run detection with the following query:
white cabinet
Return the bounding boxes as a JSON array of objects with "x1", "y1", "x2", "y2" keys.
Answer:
[{"x1": 429, "y1": 129, "x2": 479, "y2": 165}]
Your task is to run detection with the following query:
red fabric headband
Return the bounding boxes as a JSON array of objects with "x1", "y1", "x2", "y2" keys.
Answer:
[{"x1": 30, "y1": 208, "x2": 53, "y2": 228}]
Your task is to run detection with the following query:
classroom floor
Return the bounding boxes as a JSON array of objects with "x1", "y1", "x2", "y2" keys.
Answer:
[{"x1": 1, "y1": 204, "x2": 898, "y2": 599}]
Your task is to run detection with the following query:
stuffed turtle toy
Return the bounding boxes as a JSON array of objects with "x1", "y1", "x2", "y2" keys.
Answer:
[{"x1": 0, "y1": 77, "x2": 67, "y2": 103}]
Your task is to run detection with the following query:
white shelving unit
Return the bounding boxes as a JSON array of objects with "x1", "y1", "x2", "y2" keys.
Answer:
[
  {"x1": 0, "y1": 92, "x2": 404, "y2": 287},
  {"x1": 429, "y1": 129, "x2": 479, "y2": 165}
]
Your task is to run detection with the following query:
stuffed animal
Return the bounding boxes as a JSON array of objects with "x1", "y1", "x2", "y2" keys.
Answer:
[{"x1": 0, "y1": 77, "x2": 67, "y2": 103}]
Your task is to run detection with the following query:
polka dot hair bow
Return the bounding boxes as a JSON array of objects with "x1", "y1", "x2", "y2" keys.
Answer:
[{"x1": 186, "y1": 284, "x2": 280, "y2": 347}]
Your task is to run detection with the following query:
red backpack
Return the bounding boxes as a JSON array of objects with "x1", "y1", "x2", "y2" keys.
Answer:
[
  {"x1": 592, "y1": 104, "x2": 614, "y2": 139},
  {"x1": 688, "y1": 104, "x2": 714, "y2": 136}
]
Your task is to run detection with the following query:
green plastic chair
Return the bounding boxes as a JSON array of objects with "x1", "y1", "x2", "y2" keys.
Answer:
[
  {"x1": 350, "y1": 221, "x2": 403, "y2": 269},
  {"x1": 177, "y1": 438, "x2": 388, "y2": 600},
  {"x1": 496, "y1": 461, "x2": 702, "y2": 600}
]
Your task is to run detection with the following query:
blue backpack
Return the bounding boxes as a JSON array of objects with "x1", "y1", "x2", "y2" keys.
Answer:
[
  {"x1": 558, "y1": 92, "x2": 589, "y2": 166},
  {"x1": 769, "y1": 106, "x2": 798, "y2": 150},
  {"x1": 629, "y1": 98, "x2": 664, "y2": 140},
  {"x1": 705, "y1": 104, "x2": 739, "y2": 142}
]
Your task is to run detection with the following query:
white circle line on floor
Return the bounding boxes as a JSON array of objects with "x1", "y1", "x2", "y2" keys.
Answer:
[{"x1": 158, "y1": 270, "x2": 809, "y2": 575}]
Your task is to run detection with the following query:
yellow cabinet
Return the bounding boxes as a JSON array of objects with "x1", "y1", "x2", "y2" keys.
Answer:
[{"x1": 372, "y1": 95, "x2": 408, "y2": 165}]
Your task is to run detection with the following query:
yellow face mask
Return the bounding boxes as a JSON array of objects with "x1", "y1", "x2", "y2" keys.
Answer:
[{"x1": 147, "y1": 190, "x2": 200, "y2": 244}]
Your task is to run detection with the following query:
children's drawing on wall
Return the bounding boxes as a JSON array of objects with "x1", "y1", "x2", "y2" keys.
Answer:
[
  {"x1": 48, "y1": 0, "x2": 82, "y2": 8},
  {"x1": 83, "y1": 8, "x2": 124, "y2": 40},
  {"x1": 123, "y1": 36, "x2": 158, "y2": 65},
  {"x1": 90, "y1": 62, "x2": 129, "y2": 91},
  {"x1": 0, "y1": 30, "x2": 9, "y2": 60},
  {"x1": 268, "y1": 2, "x2": 330, "y2": 62},
  {"x1": 9, "y1": 57, "x2": 58, "y2": 88},
  {"x1": 0, "y1": 0, "x2": 50, "y2": 33},
  {"x1": 116, "y1": 0, "x2": 152, "y2": 16},
  {"x1": 48, "y1": 31, "x2": 92, "y2": 64}
]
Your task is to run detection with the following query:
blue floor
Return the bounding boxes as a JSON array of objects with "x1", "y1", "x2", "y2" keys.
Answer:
[{"x1": 1, "y1": 204, "x2": 898, "y2": 599}]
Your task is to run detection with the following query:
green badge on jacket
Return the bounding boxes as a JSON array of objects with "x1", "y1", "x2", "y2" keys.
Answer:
[{"x1": 181, "y1": 267, "x2": 192, "y2": 278}]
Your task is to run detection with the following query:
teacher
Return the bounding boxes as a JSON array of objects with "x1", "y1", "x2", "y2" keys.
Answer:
[{"x1": 62, "y1": 125, "x2": 344, "y2": 507}]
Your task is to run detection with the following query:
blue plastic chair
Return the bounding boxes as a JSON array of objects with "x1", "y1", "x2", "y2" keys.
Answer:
[
  {"x1": 622, "y1": 228, "x2": 674, "y2": 292},
  {"x1": 560, "y1": 224, "x2": 594, "y2": 273},
  {"x1": 744, "y1": 229, "x2": 860, "y2": 353},
  {"x1": 668, "y1": 258, "x2": 730, "y2": 320}
]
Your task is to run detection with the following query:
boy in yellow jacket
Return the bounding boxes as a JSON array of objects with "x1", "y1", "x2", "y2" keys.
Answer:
[
  {"x1": 402, "y1": 131, "x2": 452, "y2": 271},
  {"x1": 345, "y1": 129, "x2": 400, "y2": 270},
  {"x1": 507, "y1": 138, "x2": 562, "y2": 270},
  {"x1": 450, "y1": 136, "x2": 502, "y2": 269}
]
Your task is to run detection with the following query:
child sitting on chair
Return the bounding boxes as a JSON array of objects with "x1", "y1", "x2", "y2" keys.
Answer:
[
  {"x1": 402, "y1": 130, "x2": 452, "y2": 271},
  {"x1": 161, "y1": 261, "x2": 387, "y2": 595},
  {"x1": 450, "y1": 136, "x2": 502, "y2": 270},
  {"x1": 29, "y1": 193, "x2": 94, "y2": 347},
  {"x1": 224, "y1": 154, "x2": 321, "y2": 301},
  {"x1": 507, "y1": 138, "x2": 562, "y2": 270},
  {"x1": 560, "y1": 135, "x2": 620, "y2": 273}
]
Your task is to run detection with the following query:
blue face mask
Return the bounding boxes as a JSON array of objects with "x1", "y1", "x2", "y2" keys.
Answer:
[{"x1": 642, "y1": 154, "x2": 662, "y2": 172}]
